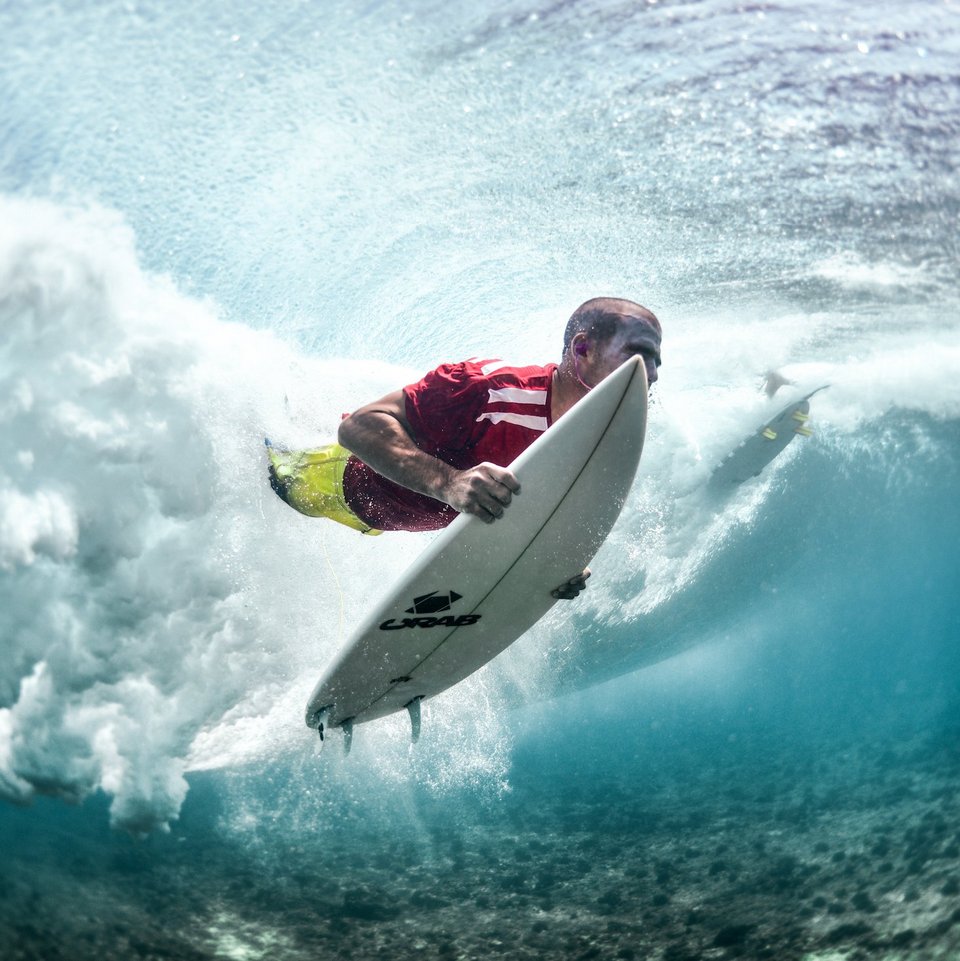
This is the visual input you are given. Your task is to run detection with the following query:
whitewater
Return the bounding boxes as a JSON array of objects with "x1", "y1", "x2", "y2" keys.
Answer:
[{"x1": 1, "y1": 0, "x2": 959, "y2": 958}]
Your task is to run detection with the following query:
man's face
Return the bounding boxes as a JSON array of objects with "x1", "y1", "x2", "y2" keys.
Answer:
[{"x1": 586, "y1": 314, "x2": 661, "y2": 388}]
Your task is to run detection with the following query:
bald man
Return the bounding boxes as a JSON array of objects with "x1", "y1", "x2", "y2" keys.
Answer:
[{"x1": 269, "y1": 296, "x2": 661, "y2": 544}]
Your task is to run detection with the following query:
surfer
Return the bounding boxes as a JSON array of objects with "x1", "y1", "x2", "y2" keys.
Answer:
[{"x1": 268, "y1": 297, "x2": 662, "y2": 595}]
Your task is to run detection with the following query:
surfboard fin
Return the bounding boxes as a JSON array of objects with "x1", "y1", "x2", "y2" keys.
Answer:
[
  {"x1": 406, "y1": 696, "x2": 424, "y2": 744},
  {"x1": 307, "y1": 704, "x2": 332, "y2": 740},
  {"x1": 341, "y1": 718, "x2": 354, "y2": 756},
  {"x1": 761, "y1": 427, "x2": 778, "y2": 441},
  {"x1": 794, "y1": 425, "x2": 814, "y2": 437}
]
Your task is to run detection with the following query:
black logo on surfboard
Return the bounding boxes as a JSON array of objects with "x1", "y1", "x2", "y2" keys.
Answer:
[
  {"x1": 406, "y1": 591, "x2": 462, "y2": 614},
  {"x1": 380, "y1": 590, "x2": 481, "y2": 631}
]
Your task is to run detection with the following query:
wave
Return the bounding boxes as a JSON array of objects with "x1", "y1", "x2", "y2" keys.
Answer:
[
  {"x1": 491, "y1": 410, "x2": 960, "y2": 703},
  {"x1": 0, "y1": 196, "x2": 333, "y2": 830},
  {"x1": 1, "y1": 195, "x2": 957, "y2": 832}
]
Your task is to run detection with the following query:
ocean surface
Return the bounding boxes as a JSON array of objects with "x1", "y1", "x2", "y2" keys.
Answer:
[{"x1": 2, "y1": 0, "x2": 959, "y2": 958}]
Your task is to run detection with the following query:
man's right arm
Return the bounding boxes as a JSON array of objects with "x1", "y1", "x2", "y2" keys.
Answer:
[{"x1": 337, "y1": 390, "x2": 520, "y2": 523}]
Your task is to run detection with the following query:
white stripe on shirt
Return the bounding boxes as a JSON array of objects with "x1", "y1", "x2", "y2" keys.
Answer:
[
  {"x1": 486, "y1": 387, "x2": 548, "y2": 406},
  {"x1": 475, "y1": 412, "x2": 549, "y2": 431},
  {"x1": 479, "y1": 359, "x2": 508, "y2": 376}
]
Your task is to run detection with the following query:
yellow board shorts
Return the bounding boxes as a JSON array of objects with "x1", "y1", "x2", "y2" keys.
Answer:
[{"x1": 267, "y1": 442, "x2": 383, "y2": 535}]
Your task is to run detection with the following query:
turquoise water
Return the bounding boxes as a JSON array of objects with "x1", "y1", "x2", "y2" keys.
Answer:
[{"x1": 2, "y1": 0, "x2": 959, "y2": 957}]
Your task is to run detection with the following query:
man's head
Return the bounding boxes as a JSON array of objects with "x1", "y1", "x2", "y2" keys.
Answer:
[{"x1": 562, "y1": 297, "x2": 662, "y2": 388}]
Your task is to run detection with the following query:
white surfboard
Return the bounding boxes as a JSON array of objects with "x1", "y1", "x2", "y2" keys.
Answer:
[
  {"x1": 708, "y1": 387, "x2": 827, "y2": 488},
  {"x1": 304, "y1": 356, "x2": 649, "y2": 744}
]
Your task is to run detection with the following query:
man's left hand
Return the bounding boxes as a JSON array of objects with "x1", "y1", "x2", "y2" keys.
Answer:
[{"x1": 551, "y1": 568, "x2": 591, "y2": 600}]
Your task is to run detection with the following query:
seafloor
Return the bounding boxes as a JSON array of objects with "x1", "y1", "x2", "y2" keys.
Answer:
[{"x1": 2, "y1": 725, "x2": 959, "y2": 961}]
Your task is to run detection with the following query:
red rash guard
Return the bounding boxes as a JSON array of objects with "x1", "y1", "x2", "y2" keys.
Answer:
[{"x1": 341, "y1": 358, "x2": 557, "y2": 531}]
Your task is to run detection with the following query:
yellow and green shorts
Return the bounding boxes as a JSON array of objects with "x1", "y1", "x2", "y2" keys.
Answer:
[{"x1": 267, "y1": 442, "x2": 382, "y2": 535}]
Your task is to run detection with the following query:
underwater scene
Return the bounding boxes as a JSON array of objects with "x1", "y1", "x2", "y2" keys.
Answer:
[{"x1": 1, "y1": 0, "x2": 959, "y2": 958}]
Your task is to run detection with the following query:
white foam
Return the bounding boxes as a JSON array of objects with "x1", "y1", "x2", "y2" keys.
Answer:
[
  {"x1": 0, "y1": 195, "x2": 438, "y2": 831},
  {"x1": 811, "y1": 252, "x2": 934, "y2": 290},
  {"x1": 0, "y1": 487, "x2": 77, "y2": 569}
]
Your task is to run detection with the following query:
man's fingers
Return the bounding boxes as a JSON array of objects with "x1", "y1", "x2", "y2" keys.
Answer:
[
  {"x1": 478, "y1": 493, "x2": 505, "y2": 520},
  {"x1": 459, "y1": 465, "x2": 518, "y2": 521},
  {"x1": 447, "y1": 464, "x2": 522, "y2": 520},
  {"x1": 464, "y1": 489, "x2": 505, "y2": 522},
  {"x1": 483, "y1": 483, "x2": 512, "y2": 510},
  {"x1": 483, "y1": 464, "x2": 521, "y2": 496},
  {"x1": 551, "y1": 568, "x2": 592, "y2": 599}
]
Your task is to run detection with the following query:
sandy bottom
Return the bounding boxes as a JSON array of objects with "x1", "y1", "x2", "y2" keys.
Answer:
[{"x1": 2, "y1": 726, "x2": 959, "y2": 961}]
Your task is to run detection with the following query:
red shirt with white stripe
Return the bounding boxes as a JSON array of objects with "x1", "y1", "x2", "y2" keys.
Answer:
[{"x1": 342, "y1": 358, "x2": 557, "y2": 531}]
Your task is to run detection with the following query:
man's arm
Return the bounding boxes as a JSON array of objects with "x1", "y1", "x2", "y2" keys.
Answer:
[{"x1": 337, "y1": 390, "x2": 521, "y2": 523}]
